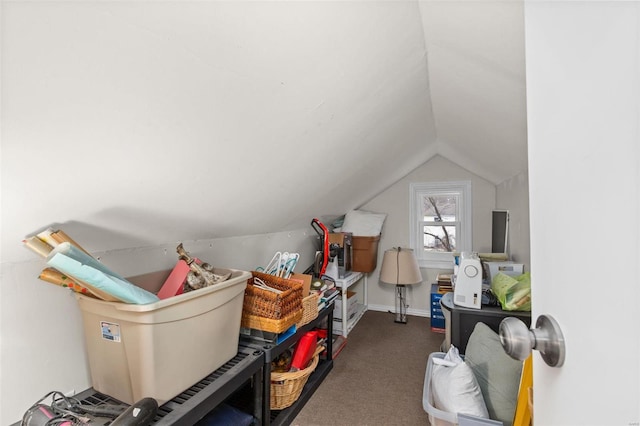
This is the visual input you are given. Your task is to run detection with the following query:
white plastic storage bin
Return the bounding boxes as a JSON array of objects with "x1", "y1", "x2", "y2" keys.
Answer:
[
  {"x1": 334, "y1": 290, "x2": 357, "y2": 320},
  {"x1": 423, "y1": 352, "x2": 503, "y2": 426},
  {"x1": 76, "y1": 268, "x2": 250, "y2": 405}
]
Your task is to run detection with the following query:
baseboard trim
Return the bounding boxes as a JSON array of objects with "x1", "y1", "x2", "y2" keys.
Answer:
[{"x1": 366, "y1": 304, "x2": 430, "y2": 318}]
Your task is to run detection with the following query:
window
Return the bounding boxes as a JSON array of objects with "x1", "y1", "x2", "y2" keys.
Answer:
[{"x1": 410, "y1": 181, "x2": 472, "y2": 268}]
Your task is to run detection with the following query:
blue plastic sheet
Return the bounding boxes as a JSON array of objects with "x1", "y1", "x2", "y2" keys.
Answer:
[{"x1": 46, "y1": 242, "x2": 159, "y2": 304}]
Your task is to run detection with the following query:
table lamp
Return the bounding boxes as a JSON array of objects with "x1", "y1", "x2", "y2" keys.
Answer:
[{"x1": 379, "y1": 247, "x2": 423, "y2": 323}]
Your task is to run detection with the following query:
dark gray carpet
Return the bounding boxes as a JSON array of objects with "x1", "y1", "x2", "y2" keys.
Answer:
[{"x1": 291, "y1": 310, "x2": 444, "y2": 426}]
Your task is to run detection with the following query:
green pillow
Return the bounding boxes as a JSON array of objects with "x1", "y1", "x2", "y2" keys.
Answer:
[{"x1": 464, "y1": 322, "x2": 523, "y2": 426}]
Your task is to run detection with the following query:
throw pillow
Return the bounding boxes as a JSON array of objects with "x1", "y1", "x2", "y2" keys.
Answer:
[
  {"x1": 340, "y1": 209, "x2": 386, "y2": 236},
  {"x1": 465, "y1": 322, "x2": 523, "y2": 426}
]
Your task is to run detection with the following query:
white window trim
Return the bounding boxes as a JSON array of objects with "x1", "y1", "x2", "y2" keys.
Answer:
[{"x1": 409, "y1": 181, "x2": 472, "y2": 269}]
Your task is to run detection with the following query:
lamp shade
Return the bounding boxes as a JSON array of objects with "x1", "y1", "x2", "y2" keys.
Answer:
[{"x1": 379, "y1": 247, "x2": 423, "y2": 285}]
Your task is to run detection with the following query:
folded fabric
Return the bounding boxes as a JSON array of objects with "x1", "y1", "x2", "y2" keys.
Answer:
[{"x1": 46, "y1": 242, "x2": 159, "y2": 305}]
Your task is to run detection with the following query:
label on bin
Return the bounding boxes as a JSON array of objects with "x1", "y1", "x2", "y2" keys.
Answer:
[{"x1": 101, "y1": 321, "x2": 121, "y2": 342}]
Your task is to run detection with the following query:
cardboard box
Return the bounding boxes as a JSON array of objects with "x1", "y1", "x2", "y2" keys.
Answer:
[
  {"x1": 290, "y1": 272, "x2": 313, "y2": 296},
  {"x1": 76, "y1": 268, "x2": 250, "y2": 405},
  {"x1": 351, "y1": 235, "x2": 381, "y2": 272},
  {"x1": 334, "y1": 290, "x2": 358, "y2": 320}
]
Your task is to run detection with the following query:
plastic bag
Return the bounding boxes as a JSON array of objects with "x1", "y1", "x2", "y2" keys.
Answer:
[
  {"x1": 431, "y1": 345, "x2": 489, "y2": 419},
  {"x1": 490, "y1": 272, "x2": 531, "y2": 311}
]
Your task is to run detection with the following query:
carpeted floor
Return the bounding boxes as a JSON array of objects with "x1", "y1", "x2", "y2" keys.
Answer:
[{"x1": 291, "y1": 310, "x2": 444, "y2": 426}]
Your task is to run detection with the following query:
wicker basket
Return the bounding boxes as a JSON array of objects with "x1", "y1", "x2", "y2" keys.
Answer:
[
  {"x1": 241, "y1": 271, "x2": 303, "y2": 333},
  {"x1": 270, "y1": 347, "x2": 323, "y2": 410},
  {"x1": 241, "y1": 310, "x2": 302, "y2": 334},
  {"x1": 297, "y1": 293, "x2": 319, "y2": 328}
]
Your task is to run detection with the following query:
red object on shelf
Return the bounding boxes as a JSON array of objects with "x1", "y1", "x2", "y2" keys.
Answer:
[
  {"x1": 157, "y1": 259, "x2": 190, "y2": 299},
  {"x1": 290, "y1": 331, "x2": 318, "y2": 371}
]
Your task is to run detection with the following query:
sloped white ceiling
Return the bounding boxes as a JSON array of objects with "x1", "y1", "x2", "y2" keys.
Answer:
[
  {"x1": 419, "y1": 0, "x2": 527, "y2": 184},
  {"x1": 1, "y1": 1, "x2": 527, "y2": 262}
]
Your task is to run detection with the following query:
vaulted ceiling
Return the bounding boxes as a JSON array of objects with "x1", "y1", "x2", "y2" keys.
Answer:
[
  {"x1": 419, "y1": 1, "x2": 527, "y2": 183},
  {"x1": 1, "y1": 1, "x2": 527, "y2": 261}
]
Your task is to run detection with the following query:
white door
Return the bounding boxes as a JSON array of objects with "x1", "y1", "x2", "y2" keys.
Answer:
[{"x1": 525, "y1": 2, "x2": 640, "y2": 424}]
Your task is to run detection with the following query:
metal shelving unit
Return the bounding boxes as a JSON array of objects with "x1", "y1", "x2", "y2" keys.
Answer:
[
  {"x1": 241, "y1": 301, "x2": 335, "y2": 426},
  {"x1": 67, "y1": 345, "x2": 264, "y2": 426},
  {"x1": 18, "y1": 308, "x2": 336, "y2": 426}
]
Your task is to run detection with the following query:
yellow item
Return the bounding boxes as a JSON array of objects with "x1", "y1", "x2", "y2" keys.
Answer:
[{"x1": 513, "y1": 354, "x2": 533, "y2": 426}]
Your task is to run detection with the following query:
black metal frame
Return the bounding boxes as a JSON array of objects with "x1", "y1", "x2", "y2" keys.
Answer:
[
  {"x1": 241, "y1": 301, "x2": 335, "y2": 426},
  {"x1": 68, "y1": 345, "x2": 264, "y2": 425}
]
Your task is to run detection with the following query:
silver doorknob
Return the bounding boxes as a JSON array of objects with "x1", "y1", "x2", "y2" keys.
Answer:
[{"x1": 499, "y1": 314, "x2": 566, "y2": 367}]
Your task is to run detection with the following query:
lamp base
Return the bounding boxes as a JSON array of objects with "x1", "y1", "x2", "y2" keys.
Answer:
[{"x1": 394, "y1": 285, "x2": 409, "y2": 324}]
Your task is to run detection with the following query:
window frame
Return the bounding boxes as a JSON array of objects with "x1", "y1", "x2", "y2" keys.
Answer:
[{"x1": 409, "y1": 181, "x2": 472, "y2": 269}]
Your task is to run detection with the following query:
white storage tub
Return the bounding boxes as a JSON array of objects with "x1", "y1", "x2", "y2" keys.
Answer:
[
  {"x1": 76, "y1": 268, "x2": 250, "y2": 405},
  {"x1": 423, "y1": 352, "x2": 503, "y2": 426}
]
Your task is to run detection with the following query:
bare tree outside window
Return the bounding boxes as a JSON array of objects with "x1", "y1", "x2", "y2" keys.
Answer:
[
  {"x1": 410, "y1": 181, "x2": 471, "y2": 268},
  {"x1": 422, "y1": 195, "x2": 457, "y2": 252}
]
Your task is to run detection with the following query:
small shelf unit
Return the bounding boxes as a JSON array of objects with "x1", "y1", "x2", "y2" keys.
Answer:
[{"x1": 333, "y1": 272, "x2": 367, "y2": 337}]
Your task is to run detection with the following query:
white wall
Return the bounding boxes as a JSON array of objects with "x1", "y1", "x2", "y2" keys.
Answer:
[
  {"x1": 1, "y1": 1, "x2": 436, "y2": 264},
  {"x1": 418, "y1": 0, "x2": 528, "y2": 183},
  {"x1": 361, "y1": 155, "x2": 496, "y2": 316},
  {"x1": 496, "y1": 171, "x2": 530, "y2": 267},
  {"x1": 525, "y1": 1, "x2": 640, "y2": 423}
]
